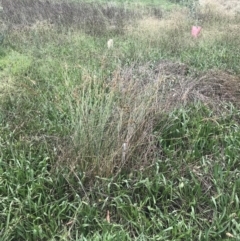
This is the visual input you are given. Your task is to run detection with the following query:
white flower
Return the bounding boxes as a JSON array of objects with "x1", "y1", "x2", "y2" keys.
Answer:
[{"x1": 107, "y1": 39, "x2": 113, "y2": 49}]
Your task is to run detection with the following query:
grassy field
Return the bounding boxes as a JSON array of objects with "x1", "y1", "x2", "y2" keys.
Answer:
[{"x1": 0, "y1": 0, "x2": 240, "y2": 240}]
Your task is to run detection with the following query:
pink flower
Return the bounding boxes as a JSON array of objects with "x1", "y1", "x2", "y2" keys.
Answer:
[{"x1": 191, "y1": 26, "x2": 202, "y2": 38}]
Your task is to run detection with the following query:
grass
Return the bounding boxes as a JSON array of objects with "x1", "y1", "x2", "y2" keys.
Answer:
[{"x1": 0, "y1": 0, "x2": 240, "y2": 240}]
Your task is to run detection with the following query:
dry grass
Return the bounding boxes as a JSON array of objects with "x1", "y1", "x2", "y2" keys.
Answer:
[
  {"x1": 127, "y1": 9, "x2": 189, "y2": 39},
  {"x1": 0, "y1": 0, "x2": 135, "y2": 35},
  {"x1": 112, "y1": 59, "x2": 240, "y2": 115},
  {"x1": 126, "y1": 4, "x2": 240, "y2": 62},
  {"x1": 199, "y1": 0, "x2": 240, "y2": 15},
  {"x1": 154, "y1": 62, "x2": 240, "y2": 112}
]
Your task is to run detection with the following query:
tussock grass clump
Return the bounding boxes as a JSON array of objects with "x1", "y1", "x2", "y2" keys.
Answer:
[{"x1": 56, "y1": 65, "x2": 162, "y2": 178}]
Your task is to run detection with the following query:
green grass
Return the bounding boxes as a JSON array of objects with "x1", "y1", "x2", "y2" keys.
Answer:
[{"x1": 1, "y1": 0, "x2": 240, "y2": 240}]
